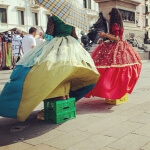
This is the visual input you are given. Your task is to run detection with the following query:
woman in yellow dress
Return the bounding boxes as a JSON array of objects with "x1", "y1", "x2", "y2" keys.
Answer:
[{"x1": 0, "y1": 15, "x2": 99, "y2": 121}]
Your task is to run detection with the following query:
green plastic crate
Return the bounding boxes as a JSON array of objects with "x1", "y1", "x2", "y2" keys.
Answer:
[
  {"x1": 44, "y1": 98, "x2": 76, "y2": 124},
  {"x1": 45, "y1": 109, "x2": 76, "y2": 124},
  {"x1": 44, "y1": 98, "x2": 76, "y2": 114}
]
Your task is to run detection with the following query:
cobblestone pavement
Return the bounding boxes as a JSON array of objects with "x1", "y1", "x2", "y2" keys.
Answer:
[{"x1": 0, "y1": 61, "x2": 150, "y2": 150}]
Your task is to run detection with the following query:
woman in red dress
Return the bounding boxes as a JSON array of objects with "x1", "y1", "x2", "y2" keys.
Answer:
[{"x1": 86, "y1": 8, "x2": 142, "y2": 100}]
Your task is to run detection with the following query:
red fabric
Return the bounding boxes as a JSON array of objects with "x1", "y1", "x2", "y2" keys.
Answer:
[
  {"x1": 92, "y1": 23, "x2": 141, "y2": 67},
  {"x1": 86, "y1": 23, "x2": 142, "y2": 99},
  {"x1": 92, "y1": 41, "x2": 141, "y2": 67},
  {"x1": 110, "y1": 23, "x2": 123, "y2": 40},
  {"x1": 86, "y1": 65, "x2": 142, "y2": 99}
]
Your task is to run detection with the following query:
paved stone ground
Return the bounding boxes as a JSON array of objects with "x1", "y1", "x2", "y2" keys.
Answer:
[{"x1": 0, "y1": 61, "x2": 150, "y2": 150}]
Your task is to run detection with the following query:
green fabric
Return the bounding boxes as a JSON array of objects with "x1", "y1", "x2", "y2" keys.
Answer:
[
  {"x1": 6, "y1": 44, "x2": 12, "y2": 67},
  {"x1": 52, "y1": 16, "x2": 73, "y2": 37}
]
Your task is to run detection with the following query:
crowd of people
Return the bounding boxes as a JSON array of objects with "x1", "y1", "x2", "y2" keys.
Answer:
[
  {"x1": 0, "y1": 27, "x2": 44, "y2": 69},
  {"x1": 0, "y1": 8, "x2": 142, "y2": 122}
]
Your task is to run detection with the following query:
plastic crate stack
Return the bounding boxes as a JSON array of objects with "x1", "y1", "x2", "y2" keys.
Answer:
[
  {"x1": 44, "y1": 98, "x2": 76, "y2": 124},
  {"x1": 105, "y1": 94, "x2": 128, "y2": 105}
]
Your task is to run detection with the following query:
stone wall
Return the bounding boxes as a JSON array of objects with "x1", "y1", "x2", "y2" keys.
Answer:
[
  {"x1": 123, "y1": 22, "x2": 145, "y2": 43},
  {"x1": 95, "y1": 0, "x2": 145, "y2": 42}
]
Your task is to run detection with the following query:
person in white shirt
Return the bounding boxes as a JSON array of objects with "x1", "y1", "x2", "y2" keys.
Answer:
[
  {"x1": 12, "y1": 29, "x2": 23, "y2": 66},
  {"x1": 22, "y1": 27, "x2": 37, "y2": 55},
  {"x1": 35, "y1": 31, "x2": 44, "y2": 47}
]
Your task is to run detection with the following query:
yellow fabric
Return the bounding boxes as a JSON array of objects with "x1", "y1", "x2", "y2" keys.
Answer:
[
  {"x1": 17, "y1": 61, "x2": 99, "y2": 121},
  {"x1": 17, "y1": 36, "x2": 99, "y2": 121},
  {"x1": 17, "y1": 36, "x2": 95, "y2": 68}
]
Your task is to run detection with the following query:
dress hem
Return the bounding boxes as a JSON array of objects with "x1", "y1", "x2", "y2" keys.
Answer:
[{"x1": 96, "y1": 63, "x2": 141, "y2": 68}]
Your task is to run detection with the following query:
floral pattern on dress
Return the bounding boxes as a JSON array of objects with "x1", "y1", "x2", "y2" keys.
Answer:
[{"x1": 92, "y1": 23, "x2": 141, "y2": 68}]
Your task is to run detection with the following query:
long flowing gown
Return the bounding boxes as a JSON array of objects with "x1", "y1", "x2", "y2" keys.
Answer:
[
  {"x1": 0, "y1": 16, "x2": 99, "y2": 121},
  {"x1": 86, "y1": 23, "x2": 142, "y2": 99}
]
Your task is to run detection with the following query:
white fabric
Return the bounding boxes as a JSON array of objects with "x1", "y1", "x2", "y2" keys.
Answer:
[
  {"x1": 35, "y1": 38, "x2": 44, "y2": 47},
  {"x1": 17, "y1": 36, "x2": 96, "y2": 71},
  {"x1": 22, "y1": 34, "x2": 36, "y2": 55},
  {"x1": 12, "y1": 35, "x2": 22, "y2": 56}
]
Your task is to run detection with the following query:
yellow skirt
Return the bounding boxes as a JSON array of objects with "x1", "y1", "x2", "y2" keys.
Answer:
[{"x1": 0, "y1": 36, "x2": 99, "y2": 121}]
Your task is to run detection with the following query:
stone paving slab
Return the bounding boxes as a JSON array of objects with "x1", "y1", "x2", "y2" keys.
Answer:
[
  {"x1": 44, "y1": 130, "x2": 93, "y2": 149},
  {"x1": 80, "y1": 114, "x2": 129, "y2": 134},
  {"x1": 100, "y1": 148, "x2": 117, "y2": 150},
  {"x1": 0, "y1": 61, "x2": 150, "y2": 150},
  {"x1": 27, "y1": 144, "x2": 60, "y2": 150},
  {"x1": 141, "y1": 142, "x2": 150, "y2": 150},
  {"x1": 133, "y1": 123, "x2": 150, "y2": 137},
  {"x1": 66, "y1": 134, "x2": 117, "y2": 150},
  {"x1": 24, "y1": 129, "x2": 65, "y2": 145},
  {"x1": 56, "y1": 115, "x2": 102, "y2": 133},
  {"x1": 0, "y1": 142, "x2": 32, "y2": 150},
  {"x1": 108, "y1": 134, "x2": 150, "y2": 150},
  {"x1": 101, "y1": 121, "x2": 144, "y2": 138},
  {"x1": 129, "y1": 113, "x2": 150, "y2": 124}
]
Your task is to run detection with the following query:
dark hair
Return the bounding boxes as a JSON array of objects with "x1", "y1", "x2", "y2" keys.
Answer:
[
  {"x1": 29, "y1": 27, "x2": 37, "y2": 34},
  {"x1": 16, "y1": 29, "x2": 22, "y2": 34},
  {"x1": 109, "y1": 8, "x2": 123, "y2": 29}
]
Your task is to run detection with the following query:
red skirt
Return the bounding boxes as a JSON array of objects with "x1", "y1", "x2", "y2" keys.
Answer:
[{"x1": 86, "y1": 41, "x2": 142, "y2": 99}]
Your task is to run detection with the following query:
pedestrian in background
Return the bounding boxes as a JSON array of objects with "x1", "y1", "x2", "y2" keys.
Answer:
[
  {"x1": 22, "y1": 27, "x2": 37, "y2": 55},
  {"x1": 36, "y1": 31, "x2": 44, "y2": 47},
  {"x1": 2, "y1": 31, "x2": 13, "y2": 69},
  {"x1": 12, "y1": 29, "x2": 23, "y2": 67}
]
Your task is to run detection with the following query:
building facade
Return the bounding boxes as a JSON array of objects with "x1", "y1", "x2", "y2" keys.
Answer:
[
  {"x1": 94, "y1": 0, "x2": 146, "y2": 42},
  {"x1": 0, "y1": 0, "x2": 99, "y2": 36},
  {"x1": 136, "y1": 0, "x2": 145, "y2": 29},
  {"x1": 135, "y1": 0, "x2": 146, "y2": 41},
  {"x1": 145, "y1": 0, "x2": 150, "y2": 40}
]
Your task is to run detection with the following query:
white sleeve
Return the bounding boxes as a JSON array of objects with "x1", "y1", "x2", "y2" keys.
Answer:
[
  {"x1": 21, "y1": 38, "x2": 25, "y2": 48},
  {"x1": 31, "y1": 38, "x2": 36, "y2": 47},
  {"x1": 12, "y1": 38, "x2": 15, "y2": 49}
]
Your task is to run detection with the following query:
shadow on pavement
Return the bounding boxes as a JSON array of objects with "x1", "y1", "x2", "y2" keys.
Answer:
[
  {"x1": 0, "y1": 111, "x2": 59, "y2": 146},
  {"x1": 76, "y1": 97, "x2": 114, "y2": 115},
  {"x1": 0, "y1": 97, "x2": 114, "y2": 146}
]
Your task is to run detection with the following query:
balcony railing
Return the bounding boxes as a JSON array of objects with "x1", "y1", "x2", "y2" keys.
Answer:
[
  {"x1": 86, "y1": 9, "x2": 99, "y2": 16},
  {"x1": 30, "y1": 0, "x2": 39, "y2": 9}
]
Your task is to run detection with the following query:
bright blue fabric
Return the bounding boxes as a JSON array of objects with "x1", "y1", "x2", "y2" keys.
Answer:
[
  {"x1": 70, "y1": 84, "x2": 95, "y2": 101},
  {"x1": 44, "y1": 33, "x2": 53, "y2": 41},
  {"x1": 0, "y1": 66, "x2": 31, "y2": 119}
]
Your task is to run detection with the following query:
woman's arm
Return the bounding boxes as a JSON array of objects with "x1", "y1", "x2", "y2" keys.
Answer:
[{"x1": 99, "y1": 32, "x2": 119, "y2": 41}]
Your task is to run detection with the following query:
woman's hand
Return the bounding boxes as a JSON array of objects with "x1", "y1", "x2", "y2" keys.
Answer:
[
  {"x1": 98, "y1": 32, "x2": 106, "y2": 37},
  {"x1": 97, "y1": 38, "x2": 103, "y2": 44},
  {"x1": 98, "y1": 32, "x2": 120, "y2": 41}
]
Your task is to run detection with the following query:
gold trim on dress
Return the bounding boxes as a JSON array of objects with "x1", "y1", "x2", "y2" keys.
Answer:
[{"x1": 96, "y1": 63, "x2": 142, "y2": 68}]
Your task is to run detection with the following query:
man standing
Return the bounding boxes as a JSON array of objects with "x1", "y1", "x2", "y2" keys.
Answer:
[
  {"x1": 22, "y1": 27, "x2": 37, "y2": 55},
  {"x1": 12, "y1": 29, "x2": 23, "y2": 66}
]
